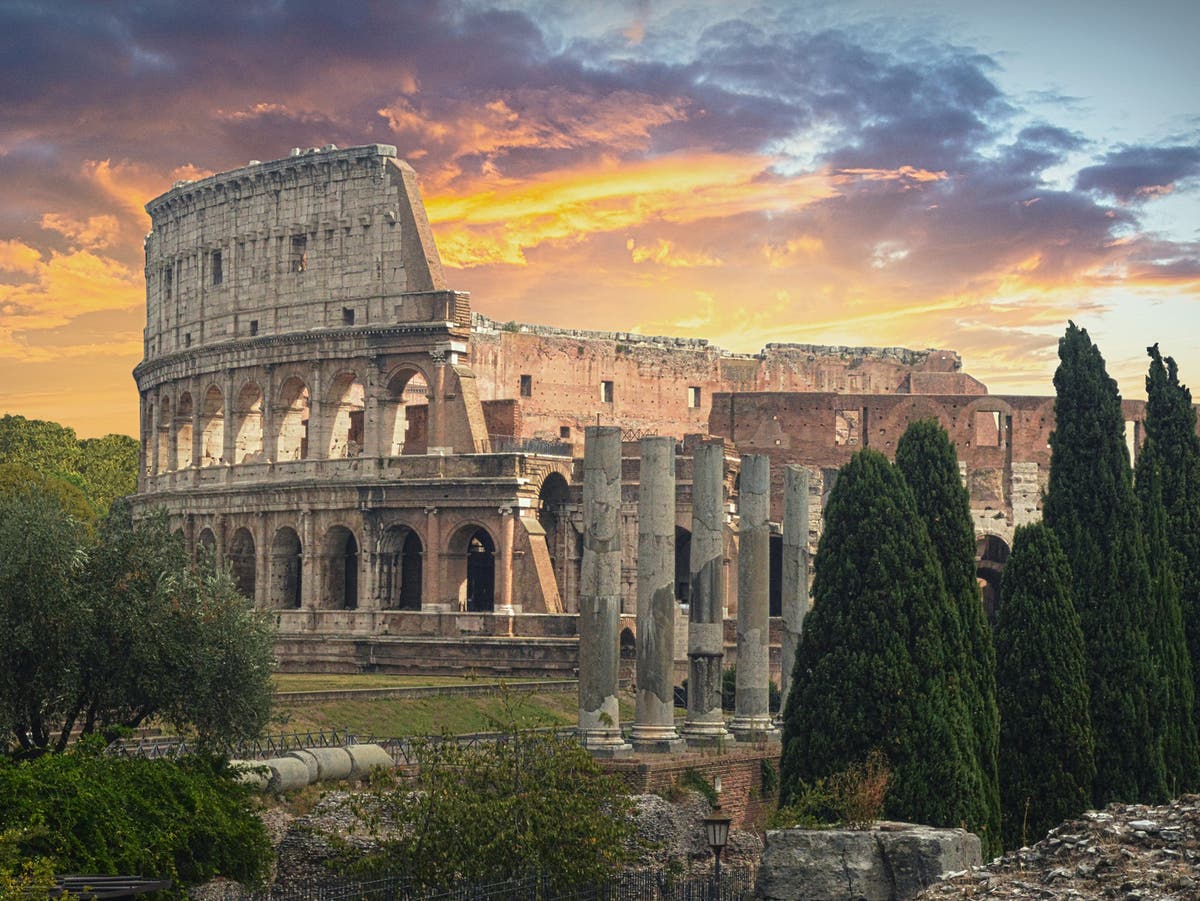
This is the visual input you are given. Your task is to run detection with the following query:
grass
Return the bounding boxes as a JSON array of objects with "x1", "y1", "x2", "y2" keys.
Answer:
[{"x1": 266, "y1": 674, "x2": 639, "y2": 740}]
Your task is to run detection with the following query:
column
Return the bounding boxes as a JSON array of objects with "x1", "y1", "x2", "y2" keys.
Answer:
[
  {"x1": 496, "y1": 506, "x2": 516, "y2": 614},
  {"x1": 631, "y1": 436, "x2": 684, "y2": 752},
  {"x1": 423, "y1": 506, "x2": 444, "y2": 611},
  {"x1": 255, "y1": 513, "x2": 270, "y2": 610},
  {"x1": 300, "y1": 509, "x2": 317, "y2": 611},
  {"x1": 779, "y1": 465, "x2": 810, "y2": 717},
  {"x1": 222, "y1": 372, "x2": 236, "y2": 465},
  {"x1": 429, "y1": 351, "x2": 447, "y2": 453},
  {"x1": 577, "y1": 426, "x2": 632, "y2": 756},
  {"x1": 189, "y1": 379, "x2": 202, "y2": 469},
  {"x1": 681, "y1": 439, "x2": 729, "y2": 744},
  {"x1": 361, "y1": 510, "x2": 380, "y2": 611},
  {"x1": 262, "y1": 366, "x2": 277, "y2": 463},
  {"x1": 730, "y1": 454, "x2": 777, "y2": 740}
]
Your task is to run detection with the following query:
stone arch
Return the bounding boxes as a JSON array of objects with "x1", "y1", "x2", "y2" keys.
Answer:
[
  {"x1": 379, "y1": 524, "x2": 423, "y2": 610},
  {"x1": 270, "y1": 527, "x2": 303, "y2": 609},
  {"x1": 675, "y1": 526, "x2": 692, "y2": 603},
  {"x1": 326, "y1": 371, "x2": 366, "y2": 458},
  {"x1": 276, "y1": 376, "x2": 310, "y2": 461},
  {"x1": 962, "y1": 397, "x2": 1015, "y2": 450},
  {"x1": 537, "y1": 471, "x2": 571, "y2": 593},
  {"x1": 196, "y1": 526, "x2": 217, "y2": 570},
  {"x1": 228, "y1": 527, "x2": 256, "y2": 600},
  {"x1": 447, "y1": 524, "x2": 496, "y2": 612},
  {"x1": 234, "y1": 381, "x2": 264, "y2": 463},
  {"x1": 199, "y1": 384, "x2": 224, "y2": 466},
  {"x1": 383, "y1": 366, "x2": 430, "y2": 456},
  {"x1": 976, "y1": 533, "x2": 1011, "y2": 623},
  {"x1": 156, "y1": 394, "x2": 172, "y2": 473},
  {"x1": 322, "y1": 525, "x2": 360, "y2": 610},
  {"x1": 175, "y1": 391, "x2": 194, "y2": 468}
]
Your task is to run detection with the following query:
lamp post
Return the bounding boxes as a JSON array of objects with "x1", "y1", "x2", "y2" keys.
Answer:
[{"x1": 702, "y1": 776, "x2": 732, "y2": 897}]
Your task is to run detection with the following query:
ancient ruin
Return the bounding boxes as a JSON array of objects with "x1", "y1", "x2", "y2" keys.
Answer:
[{"x1": 133, "y1": 143, "x2": 1152, "y2": 686}]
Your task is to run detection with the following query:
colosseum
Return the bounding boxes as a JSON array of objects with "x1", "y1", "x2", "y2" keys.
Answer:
[{"x1": 132, "y1": 143, "x2": 1151, "y2": 678}]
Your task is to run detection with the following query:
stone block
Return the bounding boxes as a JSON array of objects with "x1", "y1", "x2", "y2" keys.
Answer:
[
  {"x1": 345, "y1": 742, "x2": 395, "y2": 779},
  {"x1": 756, "y1": 822, "x2": 981, "y2": 901},
  {"x1": 264, "y1": 756, "x2": 312, "y2": 793}
]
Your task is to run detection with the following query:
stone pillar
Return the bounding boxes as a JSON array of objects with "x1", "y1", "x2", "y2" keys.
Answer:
[
  {"x1": 631, "y1": 436, "x2": 684, "y2": 752},
  {"x1": 255, "y1": 513, "x2": 270, "y2": 610},
  {"x1": 682, "y1": 439, "x2": 729, "y2": 745},
  {"x1": 730, "y1": 454, "x2": 777, "y2": 740},
  {"x1": 189, "y1": 379, "x2": 202, "y2": 469},
  {"x1": 300, "y1": 509, "x2": 317, "y2": 610},
  {"x1": 222, "y1": 372, "x2": 236, "y2": 465},
  {"x1": 423, "y1": 506, "x2": 444, "y2": 610},
  {"x1": 262, "y1": 367, "x2": 277, "y2": 463},
  {"x1": 779, "y1": 465, "x2": 810, "y2": 717},
  {"x1": 361, "y1": 511, "x2": 380, "y2": 612},
  {"x1": 577, "y1": 426, "x2": 632, "y2": 756},
  {"x1": 429, "y1": 352, "x2": 447, "y2": 453},
  {"x1": 496, "y1": 506, "x2": 516, "y2": 613}
]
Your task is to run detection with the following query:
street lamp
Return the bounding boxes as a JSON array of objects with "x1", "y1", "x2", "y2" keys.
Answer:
[{"x1": 702, "y1": 776, "x2": 732, "y2": 895}]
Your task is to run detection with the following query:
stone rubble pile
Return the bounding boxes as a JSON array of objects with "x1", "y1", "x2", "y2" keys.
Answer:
[{"x1": 919, "y1": 794, "x2": 1200, "y2": 900}]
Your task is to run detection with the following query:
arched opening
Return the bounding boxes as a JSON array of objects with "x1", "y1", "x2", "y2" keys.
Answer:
[
  {"x1": 199, "y1": 385, "x2": 224, "y2": 466},
  {"x1": 270, "y1": 527, "x2": 303, "y2": 609},
  {"x1": 196, "y1": 527, "x2": 217, "y2": 571},
  {"x1": 276, "y1": 377, "x2": 310, "y2": 461},
  {"x1": 538, "y1": 472, "x2": 571, "y2": 597},
  {"x1": 380, "y1": 525, "x2": 423, "y2": 610},
  {"x1": 175, "y1": 392, "x2": 193, "y2": 468},
  {"x1": 448, "y1": 525, "x2": 496, "y2": 612},
  {"x1": 327, "y1": 372, "x2": 366, "y2": 458},
  {"x1": 976, "y1": 534, "x2": 1011, "y2": 623},
  {"x1": 675, "y1": 526, "x2": 692, "y2": 603},
  {"x1": 323, "y1": 525, "x2": 360, "y2": 610},
  {"x1": 769, "y1": 531, "x2": 783, "y2": 616},
  {"x1": 156, "y1": 396, "x2": 172, "y2": 473},
  {"x1": 228, "y1": 527, "x2": 256, "y2": 601},
  {"x1": 384, "y1": 369, "x2": 429, "y2": 456},
  {"x1": 234, "y1": 382, "x2": 264, "y2": 463}
]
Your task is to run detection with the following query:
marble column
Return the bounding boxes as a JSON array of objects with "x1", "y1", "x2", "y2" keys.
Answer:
[
  {"x1": 631, "y1": 436, "x2": 684, "y2": 752},
  {"x1": 779, "y1": 465, "x2": 810, "y2": 717},
  {"x1": 577, "y1": 426, "x2": 632, "y2": 756},
  {"x1": 497, "y1": 506, "x2": 516, "y2": 614},
  {"x1": 730, "y1": 454, "x2": 777, "y2": 740},
  {"x1": 681, "y1": 439, "x2": 729, "y2": 744}
]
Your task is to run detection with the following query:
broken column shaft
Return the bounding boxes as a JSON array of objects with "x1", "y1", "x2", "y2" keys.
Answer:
[
  {"x1": 731, "y1": 453, "x2": 777, "y2": 740},
  {"x1": 577, "y1": 426, "x2": 632, "y2": 756},
  {"x1": 632, "y1": 436, "x2": 684, "y2": 752},
  {"x1": 682, "y1": 439, "x2": 729, "y2": 744},
  {"x1": 779, "y1": 464, "x2": 810, "y2": 716}
]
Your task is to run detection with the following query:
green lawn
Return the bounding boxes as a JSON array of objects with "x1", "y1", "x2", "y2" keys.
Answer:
[
  {"x1": 273, "y1": 688, "x2": 635, "y2": 739},
  {"x1": 272, "y1": 673, "x2": 536, "y2": 693}
]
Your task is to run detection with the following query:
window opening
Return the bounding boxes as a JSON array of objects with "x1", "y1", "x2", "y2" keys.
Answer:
[
  {"x1": 559, "y1": 426, "x2": 571, "y2": 439},
  {"x1": 249, "y1": 319, "x2": 259, "y2": 337},
  {"x1": 688, "y1": 386, "x2": 701, "y2": 408},
  {"x1": 519, "y1": 374, "x2": 532, "y2": 397},
  {"x1": 342, "y1": 307, "x2": 355, "y2": 325},
  {"x1": 290, "y1": 235, "x2": 307, "y2": 273},
  {"x1": 211, "y1": 250, "x2": 223, "y2": 286},
  {"x1": 601, "y1": 380, "x2": 614, "y2": 403}
]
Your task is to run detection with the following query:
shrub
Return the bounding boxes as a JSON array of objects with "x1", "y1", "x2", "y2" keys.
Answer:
[{"x1": 771, "y1": 750, "x2": 891, "y2": 830}]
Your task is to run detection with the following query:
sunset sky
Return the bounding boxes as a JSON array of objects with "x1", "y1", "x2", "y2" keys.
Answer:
[{"x1": 1, "y1": 0, "x2": 1197, "y2": 438}]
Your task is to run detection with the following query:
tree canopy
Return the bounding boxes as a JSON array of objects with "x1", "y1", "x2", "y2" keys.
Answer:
[
  {"x1": 0, "y1": 492, "x2": 276, "y2": 755},
  {"x1": 995, "y1": 523, "x2": 1094, "y2": 848},
  {"x1": 896, "y1": 418, "x2": 1001, "y2": 856},
  {"x1": 781, "y1": 448, "x2": 981, "y2": 830},
  {"x1": 1042, "y1": 322, "x2": 1164, "y2": 804}
]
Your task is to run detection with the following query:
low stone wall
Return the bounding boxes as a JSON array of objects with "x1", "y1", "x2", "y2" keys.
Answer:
[{"x1": 756, "y1": 822, "x2": 981, "y2": 900}]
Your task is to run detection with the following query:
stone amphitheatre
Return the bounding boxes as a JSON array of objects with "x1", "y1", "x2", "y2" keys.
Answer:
[{"x1": 131, "y1": 142, "x2": 1149, "y2": 688}]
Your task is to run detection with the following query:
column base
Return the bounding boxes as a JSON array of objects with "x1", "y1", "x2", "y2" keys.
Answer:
[
  {"x1": 729, "y1": 717, "x2": 781, "y2": 744},
  {"x1": 680, "y1": 721, "x2": 730, "y2": 749},
  {"x1": 630, "y1": 727, "x2": 687, "y2": 754},
  {"x1": 580, "y1": 732, "x2": 634, "y2": 758}
]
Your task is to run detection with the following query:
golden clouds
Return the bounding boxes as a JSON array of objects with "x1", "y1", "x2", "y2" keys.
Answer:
[
  {"x1": 627, "y1": 238, "x2": 722, "y2": 268},
  {"x1": 40, "y1": 213, "x2": 120, "y2": 249}
]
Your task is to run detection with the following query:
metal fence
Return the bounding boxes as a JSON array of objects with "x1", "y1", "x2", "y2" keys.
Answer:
[
  {"x1": 256, "y1": 866, "x2": 754, "y2": 900},
  {"x1": 487, "y1": 435, "x2": 573, "y2": 456},
  {"x1": 108, "y1": 728, "x2": 358, "y2": 760}
]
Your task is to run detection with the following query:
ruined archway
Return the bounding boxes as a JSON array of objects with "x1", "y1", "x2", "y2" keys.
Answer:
[
  {"x1": 323, "y1": 525, "x2": 359, "y2": 610},
  {"x1": 199, "y1": 385, "x2": 224, "y2": 466},
  {"x1": 675, "y1": 526, "x2": 692, "y2": 603},
  {"x1": 228, "y1": 527, "x2": 256, "y2": 601},
  {"x1": 196, "y1": 527, "x2": 217, "y2": 571},
  {"x1": 538, "y1": 471, "x2": 571, "y2": 599},
  {"x1": 379, "y1": 525, "x2": 423, "y2": 610},
  {"x1": 234, "y1": 381, "x2": 264, "y2": 463},
  {"x1": 384, "y1": 368, "x2": 429, "y2": 456},
  {"x1": 270, "y1": 526, "x2": 303, "y2": 609},
  {"x1": 175, "y1": 392, "x2": 193, "y2": 468},
  {"x1": 447, "y1": 525, "x2": 495, "y2": 612},
  {"x1": 276, "y1": 376, "x2": 310, "y2": 461},
  {"x1": 327, "y1": 371, "x2": 366, "y2": 458},
  {"x1": 976, "y1": 533, "x2": 1011, "y2": 623}
]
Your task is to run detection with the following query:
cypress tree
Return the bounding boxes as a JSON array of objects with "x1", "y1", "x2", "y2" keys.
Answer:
[
  {"x1": 1142, "y1": 344, "x2": 1200, "y2": 733},
  {"x1": 1042, "y1": 322, "x2": 1165, "y2": 804},
  {"x1": 781, "y1": 449, "x2": 979, "y2": 829},
  {"x1": 896, "y1": 418, "x2": 1001, "y2": 857},
  {"x1": 1135, "y1": 438, "x2": 1200, "y2": 794},
  {"x1": 995, "y1": 523, "x2": 1094, "y2": 848}
]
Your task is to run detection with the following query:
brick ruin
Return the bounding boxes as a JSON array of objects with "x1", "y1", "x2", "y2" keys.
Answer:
[{"x1": 132, "y1": 143, "x2": 1153, "y2": 679}]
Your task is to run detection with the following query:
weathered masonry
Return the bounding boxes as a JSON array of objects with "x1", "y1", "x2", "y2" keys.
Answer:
[{"x1": 133, "y1": 143, "x2": 1163, "y2": 679}]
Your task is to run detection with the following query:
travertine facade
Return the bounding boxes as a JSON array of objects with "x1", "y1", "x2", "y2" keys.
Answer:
[{"x1": 134, "y1": 144, "x2": 1158, "y2": 677}]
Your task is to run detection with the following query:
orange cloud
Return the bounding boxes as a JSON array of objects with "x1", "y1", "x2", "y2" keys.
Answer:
[
  {"x1": 627, "y1": 237, "x2": 722, "y2": 268},
  {"x1": 40, "y1": 212, "x2": 121, "y2": 249}
]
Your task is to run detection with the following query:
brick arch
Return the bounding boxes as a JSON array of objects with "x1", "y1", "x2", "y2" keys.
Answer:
[{"x1": 382, "y1": 363, "x2": 431, "y2": 456}]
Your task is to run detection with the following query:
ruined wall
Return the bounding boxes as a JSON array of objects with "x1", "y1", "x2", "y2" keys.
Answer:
[{"x1": 469, "y1": 314, "x2": 983, "y2": 446}]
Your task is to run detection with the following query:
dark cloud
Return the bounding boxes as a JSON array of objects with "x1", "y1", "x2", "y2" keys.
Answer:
[{"x1": 1076, "y1": 145, "x2": 1200, "y2": 201}]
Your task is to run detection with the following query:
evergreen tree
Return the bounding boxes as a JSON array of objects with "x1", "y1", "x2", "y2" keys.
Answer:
[
  {"x1": 1142, "y1": 344, "x2": 1200, "y2": 730},
  {"x1": 995, "y1": 523, "x2": 1094, "y2": 848},
  {"x1": 1135, "y1": 438, "x2": 1200, "y2": 793},
  {"x1": 781, "y1": 449, "x2": 980, "y2": 829},
  {"x1": 897, "y1": 418, "x2": 1001, "y2": 856},
  {"x1": 1042, "y1": 322, "x2": 1165, "y2": 804}
]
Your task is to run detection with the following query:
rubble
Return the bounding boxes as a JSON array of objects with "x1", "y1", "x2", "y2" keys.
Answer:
[{"x1": 918, "y1": 794, "x2": 1200, "y2": 900}]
